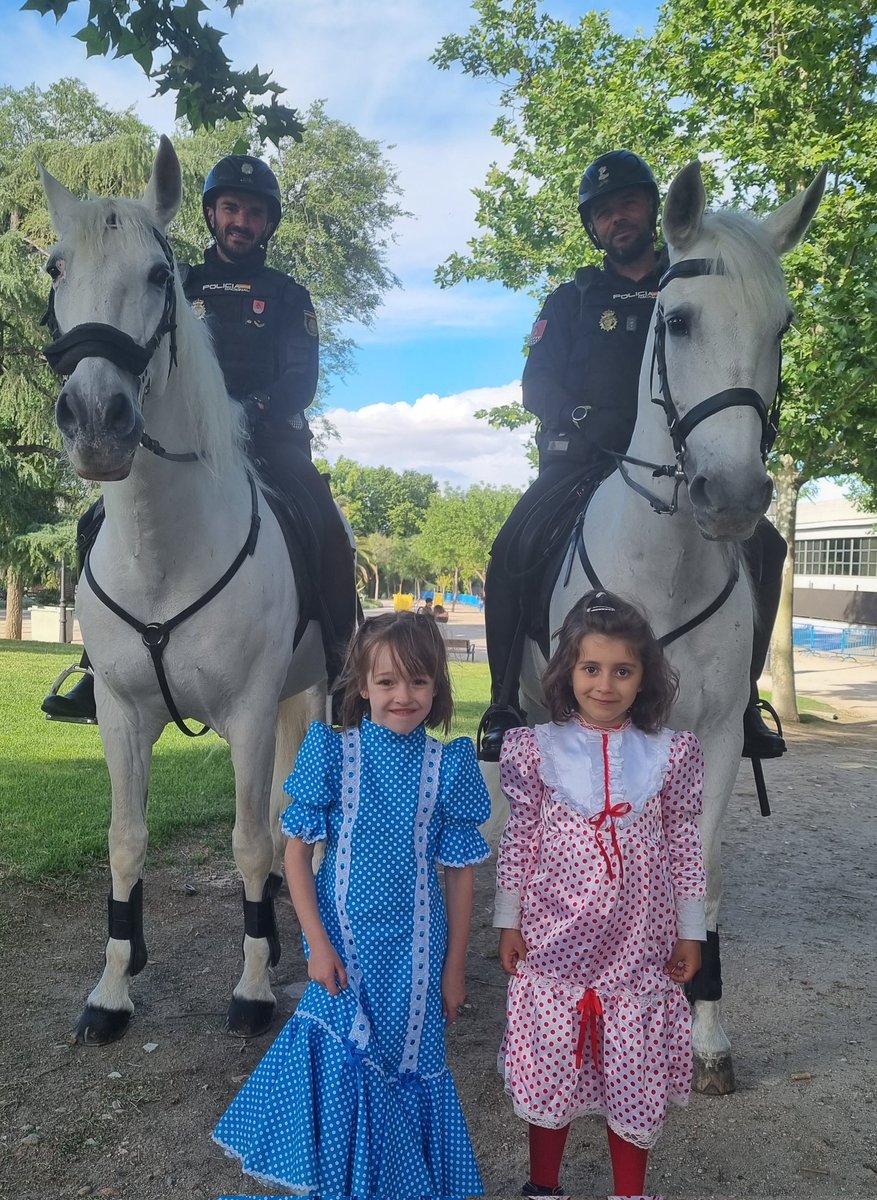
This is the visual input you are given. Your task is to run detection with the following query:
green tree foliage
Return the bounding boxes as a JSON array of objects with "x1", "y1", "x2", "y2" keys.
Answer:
[
  {"x1": 317, "y1": 457, "x2": 438, "y2": 539},
  {"x1": 435, "y1": 0, "x2": 877, "y2": 720},
  {"x1": 416, "y1": 484, "x2": 521, "y2": 595},
  {"x1": 21, "y1": 0, "x2": 302, "y2": 145}
]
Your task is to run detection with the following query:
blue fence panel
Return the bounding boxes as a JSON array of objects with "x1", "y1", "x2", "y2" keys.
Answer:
[{"x1": 793, "y1": 623, "x2": 877, "y2": 658}]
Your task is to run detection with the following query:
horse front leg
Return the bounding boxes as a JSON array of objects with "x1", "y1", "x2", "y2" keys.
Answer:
[
  {"x1": 75, "y1": 715, "x2": 155, "y2": 1045},
  {"x1": 690, "y1": 739, "x2": 739, "y2": 1095},
  {"x1": 226, "y1": 715, "x2": 282, "y2": 1038}
]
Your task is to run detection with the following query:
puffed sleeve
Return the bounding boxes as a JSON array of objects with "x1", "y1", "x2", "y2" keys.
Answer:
[
  {"x1": 280, "y1": 720, "x2": 341, "y2": 843},
  {"x1": 435, "y1": 737, "x2": 492, "y2": 867},
  {"x1": 660, "y1": 729, "x2": 707, "y2": 940},
  {"x1": 494, "y1": 726, "x2": 547, "y2": 928}
]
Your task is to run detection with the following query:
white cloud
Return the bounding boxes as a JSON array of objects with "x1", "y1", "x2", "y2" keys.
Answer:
[{"x1": 321, "y1": 383, "x2": 533, "y2": 489}]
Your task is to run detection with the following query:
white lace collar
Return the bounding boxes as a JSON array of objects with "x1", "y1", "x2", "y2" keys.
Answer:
[{"x1": 534, "y1": 720, "x2": 673, "y2": 822}]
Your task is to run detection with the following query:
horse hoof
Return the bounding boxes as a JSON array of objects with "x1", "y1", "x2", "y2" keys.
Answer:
[
  {"x1": 226, "y1": 996, "x2": 275, "y2": 1038},
  {"x1": 74, "y1": 1004, "x2": 132, "y2": 1045},
  {"x1": 693, "y1": 1053, "x2": 736, "y2": 1095}
]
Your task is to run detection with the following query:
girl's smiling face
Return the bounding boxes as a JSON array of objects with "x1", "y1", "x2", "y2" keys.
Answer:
[
  {"x1": 572, "y1": 633, "x2": 643, "y2": 728},
  {"x1": 360, "y1": 645, "x2": 436, "y2": 735}
]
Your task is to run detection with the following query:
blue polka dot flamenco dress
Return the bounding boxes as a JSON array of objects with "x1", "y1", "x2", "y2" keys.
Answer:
[{"x1": 213, "y1": 718, "x2": 491, "y2": 1197}]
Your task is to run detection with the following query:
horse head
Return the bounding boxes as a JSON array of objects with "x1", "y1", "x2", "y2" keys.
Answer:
[
  {"x1": 40, "y1": 136, "x2": 182, "y2": 481},
  {"x1": 658, "y1": 161, "x2": 826, "y2": 540}
]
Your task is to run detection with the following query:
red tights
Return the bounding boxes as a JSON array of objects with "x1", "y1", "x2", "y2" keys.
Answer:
[
  {"x1": 606, "y1": 1125, "x2": 649, "y2": 1196},
  {"x1": 527, "y1": 1122, "x2": 649, "y2": 1195}
]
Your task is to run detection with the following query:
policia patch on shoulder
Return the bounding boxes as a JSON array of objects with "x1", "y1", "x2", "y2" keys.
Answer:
[{"x1": 304, "y1": 311, "x2": 318, "y2": 337}]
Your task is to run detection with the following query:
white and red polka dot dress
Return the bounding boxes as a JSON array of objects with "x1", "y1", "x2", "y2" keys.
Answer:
[{"x1": 495, "y1": 718, "x2": 706, "y2": 1149}]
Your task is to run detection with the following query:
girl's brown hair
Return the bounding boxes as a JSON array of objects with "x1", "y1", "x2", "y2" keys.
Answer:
[
  {"x1": 542, "y1": 589, "x2": 679, "y2": 733},
  {"x1": 335, "y1": 612, "x2": 454, "y2": 733}
]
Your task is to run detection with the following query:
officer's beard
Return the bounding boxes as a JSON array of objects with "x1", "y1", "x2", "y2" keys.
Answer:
[{"x1": 603, "y1": 225, "x2": 656, "y2": 266}]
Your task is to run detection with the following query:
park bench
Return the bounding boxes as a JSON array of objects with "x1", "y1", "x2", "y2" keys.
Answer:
[{"x1": 445, "y1": 636, "x2": 475, "y2": 662}]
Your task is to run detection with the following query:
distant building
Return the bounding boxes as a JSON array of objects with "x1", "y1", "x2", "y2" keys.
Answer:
[{"x1": 793, "y1": 495, "x2": 877, "y2": 625}]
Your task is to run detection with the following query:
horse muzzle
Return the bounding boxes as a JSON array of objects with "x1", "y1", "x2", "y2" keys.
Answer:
[{"x1": 56, "y1": 372, "x2": 144, "y2": 480}]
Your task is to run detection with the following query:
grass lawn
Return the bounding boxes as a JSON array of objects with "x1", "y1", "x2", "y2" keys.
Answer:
[{"x1": 0, "y1": 641, "x2": 491, "y2": 881}]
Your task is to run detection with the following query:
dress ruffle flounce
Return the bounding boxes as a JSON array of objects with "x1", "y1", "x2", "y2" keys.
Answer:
[{"x1": 214, "y1": 990, "x2": 482, "y2": 1196}]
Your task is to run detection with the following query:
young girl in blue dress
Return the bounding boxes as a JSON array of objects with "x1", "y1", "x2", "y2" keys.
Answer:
[{"x1": 213, "y1": 612, "x2": 491, "y2": 1197}]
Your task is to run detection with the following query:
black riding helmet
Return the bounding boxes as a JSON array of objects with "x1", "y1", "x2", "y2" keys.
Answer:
[
  {"x1": 578, "y1": 150, "x2": 659, "y2": 250},
  {"x1": 202, "y1": 154, "x2": 282, "y2": 238}
]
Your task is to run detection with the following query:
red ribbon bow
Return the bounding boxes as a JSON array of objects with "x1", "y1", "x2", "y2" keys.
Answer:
[
  {"x1": 589, "y1": 801, "x2": 632, "y2": 881},
  {"x1": 575, "y1": 987, "x2": 604, "y2": 1069}
]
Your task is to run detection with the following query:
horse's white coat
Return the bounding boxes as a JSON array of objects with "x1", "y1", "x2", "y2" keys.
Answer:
[
  {"x1": 507, "y1": 161, "x2": 826, "y2": 1085},
  {"x1": 42, "y1": 137, "x2": 327, "y2": 1031}
]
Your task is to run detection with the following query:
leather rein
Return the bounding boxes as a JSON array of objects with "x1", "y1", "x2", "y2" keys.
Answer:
[{"x1": 42, "y1": 225, "x2": 262, "y2": 736}]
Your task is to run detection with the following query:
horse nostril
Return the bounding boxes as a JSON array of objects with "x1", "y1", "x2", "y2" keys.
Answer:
[
  {"x1": 102, "y1": 391, "x2": 138, "y2": 437},
  {"x1": 56, "y1": 388, "x2": 85, "y2": 438},
  {"x1": 688, "y1": 474, "x2": 710, "y2": 510}
]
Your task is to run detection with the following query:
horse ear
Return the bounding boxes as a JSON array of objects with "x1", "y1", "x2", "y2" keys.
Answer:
[
  {"x1": 662, "y1": 161, "x2": 707, "y2": 253},
  {"x1": 761, "y1": 167, "x2": 828, "y2": 256},
  {"x1": 143, "y1": 135, "x2": 182, "y2": 230},
  {"x1": 38, "y1": 162, "x2": 79, "y2": 237}
]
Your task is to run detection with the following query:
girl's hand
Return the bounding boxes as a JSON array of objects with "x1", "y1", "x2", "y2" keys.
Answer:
[
  {"x1": 307, "y1": 938, "x2": 348, "y2": 995},
  {"x1": 499, "y1": 928, "x2": 528, "y2": 976},
  {"x1": 664, "y1": 938, "x2": 702, "y2": 984},
  {"x1": 442, "y1": 965, "x2": 467, "y2": 1024}
]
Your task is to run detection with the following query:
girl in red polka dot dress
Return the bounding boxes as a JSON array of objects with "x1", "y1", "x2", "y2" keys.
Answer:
[{"x1": 495, "y1": 590, "x2": 706, "y2": 1198}]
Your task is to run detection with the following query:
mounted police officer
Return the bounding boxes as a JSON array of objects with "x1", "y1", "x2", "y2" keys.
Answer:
[
  {"x1": 42, "y1": 153, "x2": 357, "y2": 722},
  {"x1": 477, "y1": 149, "x2": 787, "y2": 763}
]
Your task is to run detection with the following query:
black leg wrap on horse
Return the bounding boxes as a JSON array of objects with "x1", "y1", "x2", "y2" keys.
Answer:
[
  {"x1": 687, "y1": 928, "x2": 722, "y2": 1002},
  {"x1": 107, "y1": 878, "x2": 147, "y2": 977},
  {"x1": 242, "y1": 880, "x2": 281, "y2": 967}
]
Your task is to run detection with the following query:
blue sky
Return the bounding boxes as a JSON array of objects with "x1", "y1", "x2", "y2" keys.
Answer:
[{"x1": 1, "y1": 0, "x2": 662, "y2": 487}]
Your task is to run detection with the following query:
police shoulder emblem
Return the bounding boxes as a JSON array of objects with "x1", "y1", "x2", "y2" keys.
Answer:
[
  {"x1": 191, "y1": 298, "x2": 206, "y2": 319},
  {"x1": 599, "y1": 309, "x2": 618, "y2": 332},
  {"x1": 304, "y1": 310, "x2": 318, "y2": 337}
]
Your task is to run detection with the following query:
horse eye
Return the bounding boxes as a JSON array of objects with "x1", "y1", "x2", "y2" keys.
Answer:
[
  {"x1": 46, "y1": 258, "x2": 63, "y2": 281},
  {"x1": 666, "y1": 314, "x2": 689, "y2": 336},
  {"x1": 148, "y1": 264, "x2": 172, "y2": 287}
]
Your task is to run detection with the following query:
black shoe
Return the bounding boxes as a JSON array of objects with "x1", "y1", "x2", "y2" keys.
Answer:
[
  {"x1": 742, "y1": 698, "x2": 785, "y2": 759},
  {"x1": 477, "y1": 703, "x2": 524, "y2": 762},
  {"x1": 41, "y1": 668, "x2": 97, "y2": 724},
  {"x1": 521, "y1": 1182, "x2": 564, "y2": 1197}
]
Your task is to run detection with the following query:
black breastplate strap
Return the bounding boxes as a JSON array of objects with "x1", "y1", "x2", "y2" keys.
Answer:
[
  {"x1": 573, "y1": 491, "x2": 740, "y2": 646},
  {"x1": 83, "y1": 474, "x2": 261, "y2": 736}
]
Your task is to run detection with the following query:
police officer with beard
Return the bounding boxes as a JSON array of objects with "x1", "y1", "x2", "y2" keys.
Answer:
[
  {"x1": 477, "y1": 150, "x2": 787, "y2": 762},
  {"x1": 42, "y1": 155, "x2": 357, "y2": 722}
]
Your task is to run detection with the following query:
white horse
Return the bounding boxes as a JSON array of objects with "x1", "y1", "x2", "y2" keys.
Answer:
[
  {"x1": 509, "y1": 161, "x2": 825, "y2": 1093},
  {"x1": 40, "y1": 136, "x2": 328, "y2": 1044}
]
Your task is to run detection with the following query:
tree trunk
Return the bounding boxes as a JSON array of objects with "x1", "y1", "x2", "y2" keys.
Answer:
[
  {"x1": 769, "y1": 457, "x2": 803, "y2": 724},
  {"x1": 452, "y1": 566, "x2": 459, "y2": 612},
  {"x1": 4, "y1": 568, "x2": 23, "y2": 640},
  {"x1": 373, "y1": 569, "x2": 380, "y2": 602}
]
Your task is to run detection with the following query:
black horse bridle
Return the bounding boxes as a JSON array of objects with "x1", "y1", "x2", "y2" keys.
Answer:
[
  {"x1": 601, "y1": 256, "x2": 785, "y2": 516},
  {"x1": 41, "y1": 223, "x2": 262, "y2": 737}
]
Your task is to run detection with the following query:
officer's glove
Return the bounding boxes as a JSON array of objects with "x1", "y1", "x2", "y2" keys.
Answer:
[{"x1": 244, "y1": 389, "x2": 271, "y2": 416}]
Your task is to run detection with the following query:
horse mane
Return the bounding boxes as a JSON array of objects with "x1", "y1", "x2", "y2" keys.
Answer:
[
  {"x1": 59, "y1": 196, "x2": 249, "y2": 477},
  {"x1": 699, "y1": 209, "x2": 793, "y2": 331}
]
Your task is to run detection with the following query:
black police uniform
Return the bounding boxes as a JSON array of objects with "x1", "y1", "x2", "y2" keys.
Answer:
[
  {"x1": 484, "y1": 250, "x2": 785, "y2": 722},
  {"x1": 181, "y1": 244, "x2": 318, "y2": 457}
]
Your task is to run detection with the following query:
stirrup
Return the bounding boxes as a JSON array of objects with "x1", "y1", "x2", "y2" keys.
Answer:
[{"x1": 43, "y1": 664, "x2": 98, "y2": 724}]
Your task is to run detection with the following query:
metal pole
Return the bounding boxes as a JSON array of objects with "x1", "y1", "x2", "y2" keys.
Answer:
[{"x1": 59, "y1": 558, "x2": 68, "y2": 643}]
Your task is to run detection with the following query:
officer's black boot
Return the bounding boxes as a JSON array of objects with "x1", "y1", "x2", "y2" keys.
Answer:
[
  {"x1": 742, "y1": 696, "x2": 786, "y2": 759},
  {"x1": 42, "y1": 656, "x2": 97, "y2": 723},
  {"x1": 477, "y1": 702, "x2": 524, "y2": 763}
]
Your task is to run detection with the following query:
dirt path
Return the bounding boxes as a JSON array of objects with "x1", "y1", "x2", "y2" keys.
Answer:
[{"x1": 2, "y1": 714, "x2": 876, "y2": 1199}]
